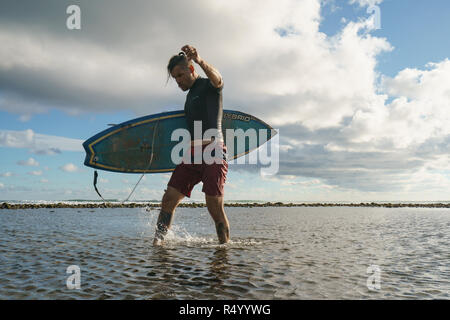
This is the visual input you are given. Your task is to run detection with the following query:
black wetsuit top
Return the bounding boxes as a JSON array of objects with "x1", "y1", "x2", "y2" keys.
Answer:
[{"x1": 184, "y1": 77, "x2": 223, "y2": 142}]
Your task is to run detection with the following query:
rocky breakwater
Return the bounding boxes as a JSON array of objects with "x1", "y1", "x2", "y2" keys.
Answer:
[{"x1": 2, "y1": 201, "x2": 450, "y2": 210}]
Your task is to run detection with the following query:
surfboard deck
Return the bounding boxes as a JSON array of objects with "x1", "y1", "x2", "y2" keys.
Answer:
[{"x1": 83, "y1": 109, "x2": 276, "y2": 173}]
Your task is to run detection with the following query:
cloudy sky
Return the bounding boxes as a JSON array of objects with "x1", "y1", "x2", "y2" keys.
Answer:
[{"x1": 1, "y1": 0, "x2": 450, "y2": 202}]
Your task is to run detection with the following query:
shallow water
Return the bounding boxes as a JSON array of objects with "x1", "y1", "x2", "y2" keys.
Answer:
[{"x1": 0, "y1": 206, "x2": 449, "y2": 299}]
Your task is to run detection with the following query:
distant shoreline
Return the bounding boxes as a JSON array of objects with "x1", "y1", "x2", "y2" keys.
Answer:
[{"x1": 2, "y1": 201, "x2": 450, "y2": 210}]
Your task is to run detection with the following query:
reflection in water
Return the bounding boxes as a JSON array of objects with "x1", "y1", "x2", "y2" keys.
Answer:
[
  {"x1": 208, "y1": 247, "x2": 230, "y2": 287},
  {"x1": 148, "y1": 245, "x2": 233, "y2": 299},
  {"x1": 147, "y1": 246, "x2": 179, "y2": 299}
]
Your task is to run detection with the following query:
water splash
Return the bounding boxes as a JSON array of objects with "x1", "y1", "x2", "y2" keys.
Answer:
[
  {"x1": 138, "y1": 206, "x2": 266, "y2": 249},
  {"x1": 163, "y1": 225, "x2": 217, "y2": 246},
  {"x1": 158, "y1": 225, "x2": 264, "y2": 248}
]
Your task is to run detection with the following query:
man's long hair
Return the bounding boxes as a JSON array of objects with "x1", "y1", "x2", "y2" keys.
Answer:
[{"x1": 166, "y1": 52, "x2": 192, "y2": 84}]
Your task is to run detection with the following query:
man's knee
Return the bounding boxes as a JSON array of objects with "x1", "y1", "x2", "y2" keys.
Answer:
[
  {"x1": 162, "y1": 187, "x2": 184, "y2": 212},
  {"x1": 161, "y1": 189, "x2": 172, "y2": 204},
  {"x1": 161, "y1": 191, "x2": 175, "y2": 212}
]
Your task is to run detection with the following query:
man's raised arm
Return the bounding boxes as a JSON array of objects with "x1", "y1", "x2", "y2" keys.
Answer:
[{"x1": 181, "y1": 44, "x2": 223, "y2": 89}]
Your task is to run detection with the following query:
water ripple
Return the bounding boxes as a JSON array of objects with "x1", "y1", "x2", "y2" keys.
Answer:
[{"x1": 0, "y1": 207, "x2": 449, "y2": 299}]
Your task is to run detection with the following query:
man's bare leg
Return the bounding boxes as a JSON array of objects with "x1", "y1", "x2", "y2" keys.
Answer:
[
  {"x1": 153, "y1": 186, "x2": 185, "y2": 245},
  {"x1": 205, "y1": 194, "x2": 230, "y2": 244}
]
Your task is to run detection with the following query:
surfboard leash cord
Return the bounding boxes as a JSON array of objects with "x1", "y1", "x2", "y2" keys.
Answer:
[
  {"x1": 122, "y1": 119, "x2": 160, "y2": 203},
  {"x1": 92, "y1": 120, "x2": 160, "y2": 203}
]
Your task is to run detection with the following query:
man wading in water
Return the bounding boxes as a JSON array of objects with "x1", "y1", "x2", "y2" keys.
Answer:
[{"x1": 153, "y1": 45, "x2": 230, "y2": 245}]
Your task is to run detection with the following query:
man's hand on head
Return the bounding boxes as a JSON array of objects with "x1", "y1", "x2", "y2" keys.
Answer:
[
  {"x1": 181, "y1": 45, "x2": 203, "y2": 64},
  {"x1": 181, "y1": 44, "x2": 223, "y2": 89}
]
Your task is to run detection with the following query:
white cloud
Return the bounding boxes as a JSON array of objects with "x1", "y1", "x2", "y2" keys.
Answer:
[
  {"x1": 60, "y1": 163, "x2": 79, "y2": 173},
  {"x1": 28, "y1": 170, "x2": 42, "y2": 176},
  {"x1": 0, "y1": 129, "x2": 83, "y2": 153},
  {"x1": 0, "y1": 0, "x2": 391, "y2": 127},
  {"x1": 0, "y1": 28, "x2": 160, "y2": 116},
  {"x1": 17, "y1": 157, "x2": 39, "y2": 166},
  {"x1": 340, "y1": 59, "x2": 450, "y2": 150},
  {"x1": 4, "y1": 129, "x2": 34, "y2": 149},
  {"x1": 40, "y1": 178, "x2": 49, "y2": 183},
  {"x1": 0, "y1": 182, "x2": 4, "y2": 189},
  {"x1": 19, "y1": 114, "x2": 32, "y2": 122},
  {"x1": 1, "y1": 172, "x2": 13, "y2": 177},
  {"x1": 348, "y1": 0, "x2": 383, "y2": 7}
]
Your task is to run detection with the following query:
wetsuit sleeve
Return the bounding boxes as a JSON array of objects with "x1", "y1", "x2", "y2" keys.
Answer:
[
  {"x1": 207, "y1": 79, "x2": 223, "y2": 92},
  {"x1": 204, "y1": 81, "x2": 223, "y2": 141}
]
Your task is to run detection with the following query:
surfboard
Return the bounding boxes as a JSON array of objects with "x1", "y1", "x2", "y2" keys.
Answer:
[{"x1": 82, "y1": 109, "x2": 277, "y2": 173}]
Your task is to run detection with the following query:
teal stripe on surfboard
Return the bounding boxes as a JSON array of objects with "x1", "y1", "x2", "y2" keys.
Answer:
[{"x1": 82, "y1": 109, "x2": 277, "y2": 174}]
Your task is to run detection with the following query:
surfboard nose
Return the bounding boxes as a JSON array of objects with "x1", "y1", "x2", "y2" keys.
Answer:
[
  {"x1": 270, "y1": 128, "x2": 278, "y2": 138},
  {"x1": 82, "y1": 139, "x2": 94, "y2": 168}
]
